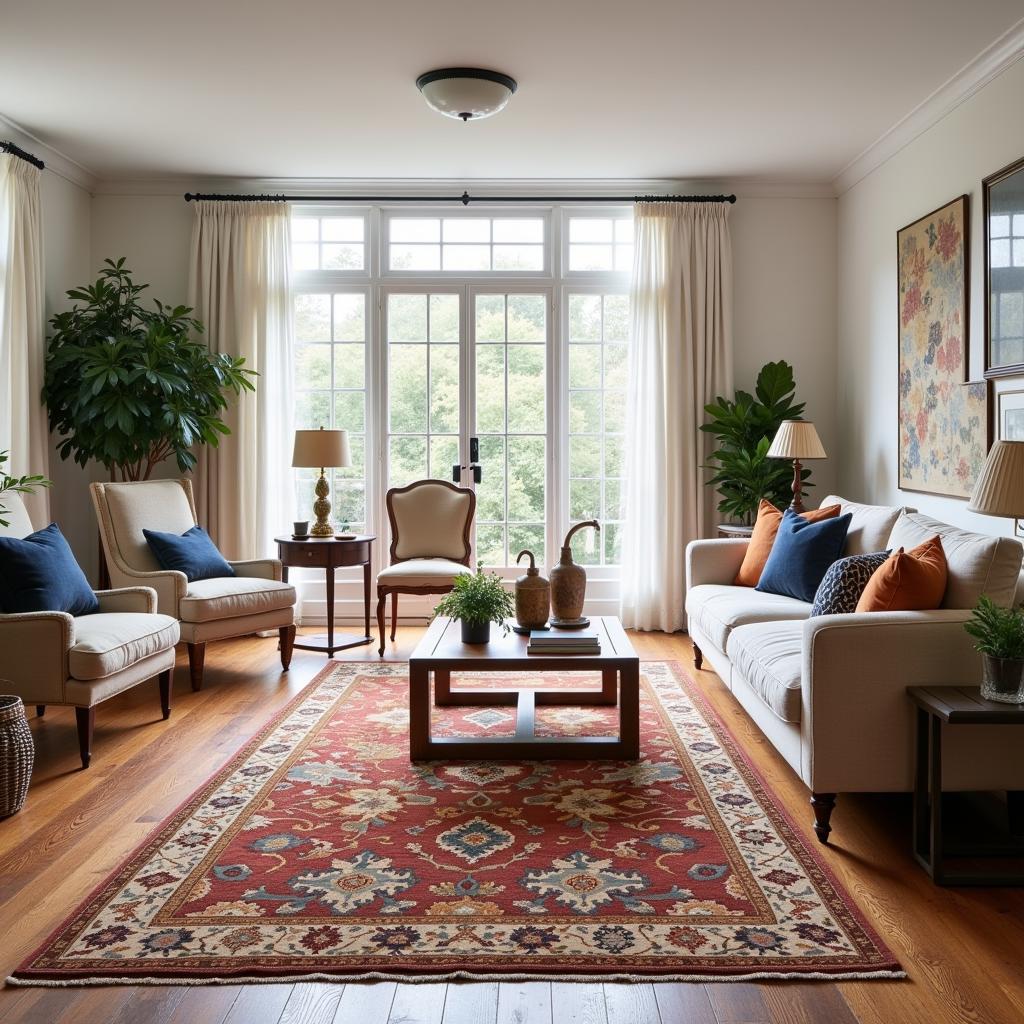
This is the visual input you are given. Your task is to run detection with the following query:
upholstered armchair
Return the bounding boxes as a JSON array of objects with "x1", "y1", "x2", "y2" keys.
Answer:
[
  {"x1": 0, "y1": 494, "x2": 179, "y2": 768},
  {"x1": 90, "y1": 479, "x2": 297, "y2": 691},
  {"x1": 376, "y1": 480, "x2": 476, "y2": 655}
]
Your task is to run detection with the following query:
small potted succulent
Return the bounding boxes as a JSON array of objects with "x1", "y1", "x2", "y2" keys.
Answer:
[
  {"x1": 964, "y1": 595, "x2": 1024, "y2": 704},
  {"x1": 434, "y1": 567, "x2": 515, "y2": 644}
]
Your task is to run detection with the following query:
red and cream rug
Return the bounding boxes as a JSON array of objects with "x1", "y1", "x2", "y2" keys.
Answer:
[{"x1": 10, "y1": 661, "x2": 901, "y2": 985}]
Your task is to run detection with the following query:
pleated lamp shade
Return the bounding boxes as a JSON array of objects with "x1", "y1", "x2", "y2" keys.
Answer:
[
  {"x1": 767, "y1": 420, "x2": 827, "y2": 460},
  {"x1": 292, "y1": 428, "x2": 351, "y2": 469},
  {"x1": 968, "y1": 440, "x2": 1024, "y2": 518}
]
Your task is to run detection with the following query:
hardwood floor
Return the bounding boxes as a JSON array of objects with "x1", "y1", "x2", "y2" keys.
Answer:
[{"x1": 1, "y1": 627, "x2": 1022, "y2": 1024}]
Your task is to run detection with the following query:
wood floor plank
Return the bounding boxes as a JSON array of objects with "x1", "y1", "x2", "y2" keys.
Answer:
[
  {"x1": 550, "y1": 983, "x2": 607, "y2": 1024},
  {"x1": 387, "y1": 982, "x2": 447, "y2": 1024},
  {"x1": 281, "y1": 983, "x2": 346, "y2": 1024},
  {"x1": 759, "y1": 982, "x2": 859, "y2": 1024},
  {"x1": 601, "y1": 983, "x2": 658, "y2": 1024},
  {"x1": 222, "y1": 983, "x2": 294, "y2": 1024},
  {"x1": 112, "y1": 985, "x2": 188, "y2": 1024},
  {"x1": 705, "y1": 982, "x2": 771, "y2": 1024},
  {"x1": 333, "y1": 982, "x2": 397, "y2": 1024},
  {"x1": 652, "y1": 983, "x2": 716, "y2": 1024},
  {"x1": 165, "y1": 985, "x2": 243, "y2": 1024},
  {"x1": 495, "y1": 982, "x2": 552, "y2": 1024},
  {"x1": 441, "y1": 982, "x2": 499, "y2": 1024}
]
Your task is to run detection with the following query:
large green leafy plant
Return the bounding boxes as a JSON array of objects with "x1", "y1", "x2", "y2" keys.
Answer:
[
  {"x1": 964, "y1": 595, "x2": 1024, "y2": 660},
  {"x1": 701, "y1": 361, "x2": 809, "y2": 524},
  {"x1": 433, "y1": 567, "x2": 515, "y2": 630},
  {"x1": 44, "y1": 259, "x2": 256, "y2": 481},
  {"x1": 0, "y1": 450, "x2": 50, "y2": 528}
]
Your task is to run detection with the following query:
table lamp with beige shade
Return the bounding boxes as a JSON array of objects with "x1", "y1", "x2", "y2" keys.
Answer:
[
  {"x1": 968, "y1": 440, "x2": 1024, "y2": 538},
  {"x1": 292, "y1": 427, "x2": 351, "y2": 537},
  {"x1": 767, "y1": 419, "x2": 827, "y2": 514}
]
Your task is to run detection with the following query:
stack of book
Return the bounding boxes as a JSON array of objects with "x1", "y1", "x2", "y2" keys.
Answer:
[{"x1": 527, "y1": 630, "x2": 601, "y2": 655}]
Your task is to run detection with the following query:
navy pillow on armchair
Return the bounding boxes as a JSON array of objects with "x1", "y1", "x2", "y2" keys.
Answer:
[
  {"x1": 756, "y1": 509, "x2": 853, "y2": 603},
  {"x1": 143, "y1": 525, "x2": 235, "y2": 582},
  {"x1": 0, "y1": 523, "x2": 99, "y2": 616}
]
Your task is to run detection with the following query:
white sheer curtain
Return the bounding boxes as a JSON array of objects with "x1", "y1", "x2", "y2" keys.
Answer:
[
  {"x1": 188, "y1": 201, "x2": 294, "y2": 560},
  {"x1": 619, "y1": 202, "x2": 733, "y2": 632},
  {"x1": 0, "y1": 153, "x2": 49, "y2": 522}
]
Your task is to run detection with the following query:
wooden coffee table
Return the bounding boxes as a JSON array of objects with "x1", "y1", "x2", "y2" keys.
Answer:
[{"x1": 408, "y1": 616, "x2": 639, "y2": 761}]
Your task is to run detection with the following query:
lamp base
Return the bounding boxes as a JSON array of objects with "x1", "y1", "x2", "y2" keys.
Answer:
[
  {"x1": 311, "y1": 471, "x2": 333, "y2": 536},
  {"x1": 788, "y1": 458, "x2": 805, "y2": 514}
]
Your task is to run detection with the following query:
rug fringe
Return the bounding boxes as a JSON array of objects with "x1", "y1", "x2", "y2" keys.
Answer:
[{"x1": 6, "y1": 968, "x2": 906, "y2": 988}]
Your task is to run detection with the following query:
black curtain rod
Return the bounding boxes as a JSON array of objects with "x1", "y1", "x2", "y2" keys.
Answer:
[
  {"x1": 0, "y1": 141, "x2": 45, "y2": 170},
  {"x1": 183, "y1": 190, "x2": 736, "y2": 206}
]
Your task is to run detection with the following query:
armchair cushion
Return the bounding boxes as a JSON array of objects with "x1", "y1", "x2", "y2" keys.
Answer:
[
  {"x1": 69, "y1": 612, "x2": 179, "y2": 681},
  {"x1": 143, "y1": 525, "x2": 235, "y2": 582},
  {"x1": 0, "y1": 524, "x2": 99, "y2": 616},
  {"x1": 377, "y1": 559, "x2": 474, "y2": 588},
  {"x1": 97, "y1": 480, "x2": 196, "y2": 572},
  {"x1": 178, "y1": 576, "x2": 296, "y2": 623}
]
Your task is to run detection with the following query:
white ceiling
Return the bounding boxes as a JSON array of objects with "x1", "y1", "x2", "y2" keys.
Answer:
[{"x1": 2, "y1": 0, "x2": 1022, "y2": 184}]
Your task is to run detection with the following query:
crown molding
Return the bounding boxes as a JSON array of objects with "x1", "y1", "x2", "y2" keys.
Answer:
[
  {"x1": 833, "y1": 16, "x2": 1024, "y2": 195},
  {"x1": 0, "y1": 113, "x2": 96, "y2": 192}
]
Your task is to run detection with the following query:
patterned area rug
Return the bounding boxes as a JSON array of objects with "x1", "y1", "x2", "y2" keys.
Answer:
[{"x1": 10, "y1": 661, "x2": 901, "y2": 985}]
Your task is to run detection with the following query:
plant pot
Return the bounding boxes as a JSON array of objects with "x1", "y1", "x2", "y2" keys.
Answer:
[
  {"x1": 0, "y1": 694, "x2": 33, "y2": 817},
  {"x1": 981, "y1": 655, "x2": 1024, "y2": 704},
  {"x1": 460, "y1": 620, "x2": 491, "y2": 645}
]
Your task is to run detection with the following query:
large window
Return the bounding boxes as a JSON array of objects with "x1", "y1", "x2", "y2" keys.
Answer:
[{"x1": 291, "y1": 207, "x2": 630, "y2": 580}]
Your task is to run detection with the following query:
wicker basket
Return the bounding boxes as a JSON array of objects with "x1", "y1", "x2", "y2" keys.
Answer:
[{"x1": 0, "y1": 693, "x2": 34, "y2": 817}]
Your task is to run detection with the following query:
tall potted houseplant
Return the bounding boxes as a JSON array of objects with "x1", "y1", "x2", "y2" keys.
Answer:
[
  {"x1": 701, "y1": 360, "x2": 809, "y2": 525},
  {"x1": 964, "y1": 595, "x2": 1024, "y2": 704},
  {"x1": 434, "y1": 568, "x2": 515, "y2": 644},
  {"x1": 43, "y1": 259, "x2": 255, "y2": 481}
]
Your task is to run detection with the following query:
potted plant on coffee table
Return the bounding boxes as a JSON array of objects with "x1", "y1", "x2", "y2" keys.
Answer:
[
  {"x1": 434, "y1": 567, "x2": 515, "y2": 644},
  {"x1": 964, "y1": 595, "x2": 1024, "y2": 704}
]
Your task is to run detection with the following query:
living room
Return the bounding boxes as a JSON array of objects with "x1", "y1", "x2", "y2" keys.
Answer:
[{"x1": 1, "y1": 3, "x2": 1023, "y2": 1022}]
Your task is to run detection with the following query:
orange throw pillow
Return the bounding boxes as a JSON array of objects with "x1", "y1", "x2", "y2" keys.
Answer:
[
  {"x1": 855, "y1": 535, "x2": 947, "y2": 612},
  {"x1": 733, "y1": 500, "x2": 842, "y2": 587}
]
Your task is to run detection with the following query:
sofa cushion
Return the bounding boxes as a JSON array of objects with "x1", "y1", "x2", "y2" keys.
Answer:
[
  {"x1": 179, "y1": 577, "x2": 296, "y2": 623},
  {"x1": 811, "y1": 551, "x2": 890, "y2": 616},
  {"x1": 821, "y1": 494, "x2": 911, "y2": 556},
  {"x1": 734, "y1": 500, "x2": 841, "y2": 587},
  {"x1": 729, "y1": 620, "x2": 804, "y2": 724},
  {"x1": 377, "y1": 559, "x2": 474, "y2": 587},
  {"x1": 69, "y1": 612, "x2": 180, "y2": 681},
  {"x1": 685, "y1": 584, "x2": 811, "y2": 655},
  {"x1": 756, "y1": 510, "x2": 853, "y2": 603},
  {"x1": 856, "y1": 536, "x2": 948, "y2": 613},
  {"x1": 886, "y1": 511, "x2": 1023, "y2": 608},
  {"x1": 0, "y1": 523, "x2": 99, "y2": 617}
]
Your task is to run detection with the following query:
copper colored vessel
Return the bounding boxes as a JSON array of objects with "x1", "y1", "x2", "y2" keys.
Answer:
[
  {"x1": 550, "y1": 520, "x2": 600, "y2": 626},
  {"x1": 514, "y1": 550, "x2": 550, "y2": 632}
]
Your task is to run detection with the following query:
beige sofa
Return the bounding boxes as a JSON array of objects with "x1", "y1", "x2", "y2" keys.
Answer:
[{"x1": 685, "y1": 495, "x2": 1024, "y2": 843}]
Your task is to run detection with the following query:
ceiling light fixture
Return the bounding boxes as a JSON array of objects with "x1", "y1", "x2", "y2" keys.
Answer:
[{"x1": 416, "y1": 67, "x2": 518, "y2": 122}]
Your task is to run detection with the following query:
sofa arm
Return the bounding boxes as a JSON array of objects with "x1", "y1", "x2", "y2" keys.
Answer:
[
  {"x1": 685, "y1": 539, "x2": 749, "y2": 589},
  {"x1": 109, "y1": 567, "x2": 186, "y2": 617},
  {"x1": 0, "y1": 611, "x2": 75, "y2": 703},
  {"x1": 94, "y1": 587, "x2": 159, "y2": 614},
  {"x1": 229, "y1": 558, "x2": 283, "y2": 582},
  {"x1": 800, "y1": 610, "x2": 978, "y2": 791}
]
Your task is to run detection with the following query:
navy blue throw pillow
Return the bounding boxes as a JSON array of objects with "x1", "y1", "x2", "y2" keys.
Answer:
[
  {"x1": 0, "y1": 523, "x2": 99, "y2": 616},
  {"x1": 811, "y1": 551, "x2": 891, "y2": 616},
  {"x1": 143, "y1": 525, "x2": 235, "y2": 582},
  {"x1": 756, "y1": 509, "x2": 853, "y2": 603}
]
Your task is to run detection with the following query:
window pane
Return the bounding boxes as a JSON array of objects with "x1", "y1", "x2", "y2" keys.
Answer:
[
  {"x1": 570, "y1": 391, "x2": 601, "y2": 433},
  {"x1": 476, "y1": 435, "x2": 506, "y2": 522},
  {"x1": 508, "y1": 437, "x2": 545, "y2": 521},
  {"x1": 604, "y1": 522, "x2": 622, "y2": 564},
  {"x1": 570, "y1": 244, "x2": 614, "y2": 271},
  {"x1": 322, "y1": 243, "x2": 363, "y2": 270},
  {"x1": 507, "y1": 346, "x2": 546, "y2": 433},
  {"x1": 293, "y1": 218, "x2": 318, "y2": 242},
  {"x1": 603, "y1": 294, "x2": 629, "y2": 341},
  {"x1": 568, "y1": 294, "x2": 601, "y2": 341},
  {"x1": 443, "y1": 218, "x2": 490, "y2": 243},
  {"x1": 332, "y1": 482, "x2": 365, "y2": 526},
  {"x1": 604, "y1": 390, "x2": 626, "y2": 433},
  {"x1": 322, "y1": 217, "x2": 364, "y2": 241},
  {"x1": 443, "y1": 244, "x2": 490, "y2": 271},
  {"x1": 389, "y1": 436, "x2": 427, "y2": 488},
  {"x1": 295, "y1": 293, "x2": 331, "y2": 341},
  {"x1": 475, "y1": 345, "x2": 505, "y2": 432},
  {"x1": 334, "y1": 390, "x2": 364, "y2": 432},
  {"x1": 507, "y1": 295, "x2": 546, "y2": 341},
  {"x1": 604, "y1": 343, "x2": 628, "y2": 390},
  {"x1": 333, "y1": 344, "x2": 365, "y2": 389},
  {"x1": 389, "y1": 294, "x2": 427, "y2": 342},
  {"x1": 570, "y1": 478, "x2": 600, "y2": 520},
  {"x1": 570, "y1": 522, "x2": 601, "y2": 566},
  {"x1": 493, "y1": 245, "x2": 544, "y2": 271},
  {"x1": 992, "y1": 238, "x2": 1011, "y2": 268},
  {"x1": 508, "y1": 524, "x2": 544, "y2": 567},
  {"x1": 430, "y1": 345, "x2": 460, "y2": 433},
  {"x1": 296, "y1": 391, "x2": 330, "y2": 430},
  {"x1": 1014, "y1": 239, "x2": 1024, "y2": 267},
  {"x1": 337, "y1": 433, "x2": 365, "y2": 479},
  {"x1": 390, "y1": 243, "x2": 441, "y2": 271},
  {"x1": 389, "y1": 345, "x2": 428, "y2": 432},
  {"x1": 296, "y1": 344, "x2": 331, "y2": 389},
  {"x1": 570, "y1": 218, "x2": 613, "y2": 243},
  {"x1": 494, "y1": 218, "x2": 543, "y2": 243},
  {"x1": 570, "y1": 435, "x2": 601, "y2": 478},
  {"x1": 476, "y1": 294, "x2": 506, "y2": 342},
  {"x1": 430, "y1": 294, "x2": 460, "y2": 342},
  {"x1": 605, "y1": 478, "x2": 623, "y2": 519},
  {"x1": 476, "y1": 523, "x2": 505, "y2": 567},
  {"x1": 293, "y1": 243, "x2": 319, "y2": 271},
  {"x1": 614, "y1": 219, "x2": 633, "y2": 244},
  {"x1": 429, "y1": 435, "x2": 459, "y2": 481},
  {"x1": 614, "y1": 244, "x2": 634, "y2": 272},
  {"x1": 1013, "y1": 214, "x2": 1024, "y2": 236},
  {"x1": 991, "y1": 214, "x2": 1011, "y2": 237},
  {"x1": 333, "y1": 294, "x2": 365, "y2": 341},
  {"x1": 604, "y1": 435, "x2": 625, "y2": 477},
  {"x1": 391, "y1": 218, "x2": 440, "y2": 242},
  {"x1": 569, "y1": 344, "x2": 602, "y2": 389}
]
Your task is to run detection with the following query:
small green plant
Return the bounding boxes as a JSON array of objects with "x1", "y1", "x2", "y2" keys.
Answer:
[
  {"x1": 0, "y1": 450, "x2": 50, "y2": 528},
  {"x1": 434, "y1": 567, "x2": 515, "y2": 630},
  {"x1": 964, "y1": 595, "x2": 1024, "y2": 660},
  {"x1": 701, "y1": 360, "x2": 809, "y2": 524}
]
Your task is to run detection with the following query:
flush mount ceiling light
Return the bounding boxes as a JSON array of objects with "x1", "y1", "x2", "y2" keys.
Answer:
[{"x1": 416, "y1": 68, "x2": 518, "y2": 122}]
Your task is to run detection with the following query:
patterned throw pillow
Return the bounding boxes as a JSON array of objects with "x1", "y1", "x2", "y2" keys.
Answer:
[{"x1": 811, "y1": 551, "x2": 891, "y2": 616}]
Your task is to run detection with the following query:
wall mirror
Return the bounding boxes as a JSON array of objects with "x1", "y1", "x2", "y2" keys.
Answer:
[{"x1": 984, "y1": 156, "x2": 1024, "y2": 377}]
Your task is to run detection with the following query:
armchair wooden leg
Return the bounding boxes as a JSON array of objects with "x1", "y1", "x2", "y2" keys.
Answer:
[
  {"x1": 376, "y1": 590, "x2": 387, "y2": 656},
  {"x1": 158, "y1": 670, "x2": 171, "y2": 720},
  {"x1": 36, "y1": 705, "x2": 45, "y2": 718},
  {"x1": 187, "y1": 642, "x2": 207, "y2": 692},
  {"x1": 390, "y1": 592, "x2": 399, "y2": 642},
  {"x1": 692, "y1": 643, "x2": 703, "y2": 670},
  {"x1": 811, "y1": 792, "x2": 837, "y2": 844},
  {"x1": 76, "y1": 707, "x2": 95, "y2": 769},
  {"x1": 279, "y1": 625, "x2": 296, "y2": 671}
]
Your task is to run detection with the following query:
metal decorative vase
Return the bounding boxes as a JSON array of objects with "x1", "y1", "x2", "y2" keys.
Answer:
[
  {"x1": 460, "y1": 620, "x2": 491, "y2": 644},
  {"x1": 0, "y1": 694, "x2": 34, "y2": 817},
  {"x1": 513, "y1": 549, "x2": 550, "y2": 633},
  {"x1": 981, "y1": 654, "x2": 1024, "y2": 704},
  {"x1": 550, "y1": 520, "x2": 600, "y2": 627}
]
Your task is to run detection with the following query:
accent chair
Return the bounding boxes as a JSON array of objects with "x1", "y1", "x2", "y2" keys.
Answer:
[
  {"x1": 0, "y1": 494, "x2": 179, "y2": 768},
  {"x1": 376, "y1": 479, "x2": 476, "y2": 656},
  {"x1": 90, "y1": 479, "x2": 297, "y2": 691}
]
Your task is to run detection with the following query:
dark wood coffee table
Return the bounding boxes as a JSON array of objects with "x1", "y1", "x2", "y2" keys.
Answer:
[{"x1": 408, "y1": 616, "x2": 639, "y2": 761}]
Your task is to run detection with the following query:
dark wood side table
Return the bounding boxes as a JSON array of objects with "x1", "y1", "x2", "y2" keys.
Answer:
[
  {"x1": 275, "y1": 535, "x2": 375, "y2": 657},
  {"x1": 907, "y1": 685, "x2": 1024, "y2": 885},
  {"x1": 717, "y1": 524, "x2": 754, "y2": 539}
]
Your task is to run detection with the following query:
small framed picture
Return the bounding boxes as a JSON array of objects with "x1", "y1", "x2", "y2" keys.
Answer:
[{"x1": 990, "y1": 375, "x2": 1024, "y2": 441}]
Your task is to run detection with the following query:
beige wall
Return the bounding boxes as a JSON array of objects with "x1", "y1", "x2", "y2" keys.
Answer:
[{"x1": 836, "y1": 57, "x2": 1024, "y2": 537}]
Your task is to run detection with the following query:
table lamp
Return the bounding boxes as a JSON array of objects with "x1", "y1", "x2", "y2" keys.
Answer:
[
  {"x1": 767, "y1": 419, "x2": 827, "y2": 514},
  {"x1": 968, "y1": 440, "x2": 1024, "y2": 538},
  {"x1": 292, "y1": 427, "x2": 351, "y2": 537}
]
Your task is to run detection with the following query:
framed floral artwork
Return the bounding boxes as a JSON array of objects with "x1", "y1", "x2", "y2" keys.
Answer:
[
  {"x1": 897, "y1": 195, "x2": 988, "y2": 498},
  {"x1": 983, "y1": 156, "x2": 1024, "y2": 377}
]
